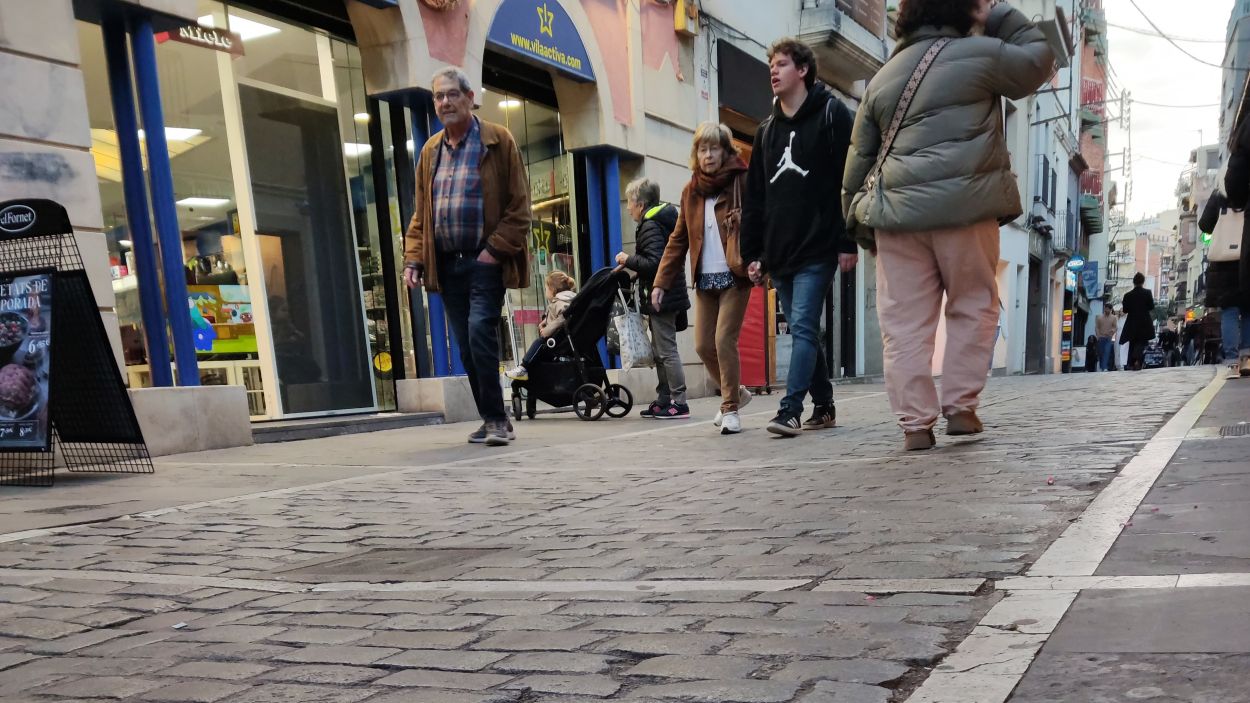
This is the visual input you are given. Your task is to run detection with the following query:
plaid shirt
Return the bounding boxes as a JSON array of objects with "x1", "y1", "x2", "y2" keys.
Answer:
[{"x1": 432, "y1": 117, "x2": 485, "y2": 254}]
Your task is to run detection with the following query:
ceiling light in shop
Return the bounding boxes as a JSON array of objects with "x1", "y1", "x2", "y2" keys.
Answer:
[
  {"x1": 344, "y1": 143, "x2": 372, "y2": 157},
  {"x1": 499, "y1": 99, "x2": 522, "y2": 110},
  {"x1": 354, "y1": 113, "x2": 371, "y2": 123},
  {"x1": 119, "y1": 240, "x2": 133, "y2": 248},
  {"x1": 137, "y1": 127, "x2": 203, "y2": 142},
  {"x1": 406, "y1": 140, "x2": 415, "y2": 152},
  {"x1": 176, "y1": 197, "x2": 231, "y2": 208},
  {"x1": 197, "y1": 14, "x2": 281, "y2": 41}
]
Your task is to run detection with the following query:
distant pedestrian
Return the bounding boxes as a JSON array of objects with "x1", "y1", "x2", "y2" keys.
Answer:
[
  {"x1": 740, "y1": 37, "x2": 856, "y2": 438},
  {"x1": 1120, "y1": 273, "x2": 1155, "y2": 372},
  {"x1": 404, "y1": 67, "x2": 531, "y2": 446},
  {"x1": 1095, "y1": 305, "x2": 1118, "y2": 371},
  {"x1": 1084, "y1": 335, "x2": 1099, "y2": 373},
  {"x1": 841, "y1": 0, "x2": 1054, "y2": 450},
  {"x1": 653, "y1": 123, "x2": 753, "y2": 435},
  {"x1": 615, "y1": 179, "x2": 691, "y2": 419}
]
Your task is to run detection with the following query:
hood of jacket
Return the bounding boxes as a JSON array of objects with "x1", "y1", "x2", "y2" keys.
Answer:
[
  {"x1": 554, "y1": 290, "x2": 577, "y2": 304},
  {"x1": 771, "y1": 81, "x2": 836, "y2": 125},
  {"x1": 644, "y1": 202, "x2": 679, "y2": 232},
  {"x1": 739, "y1": 81, "x2": 857, "y2": 276}
]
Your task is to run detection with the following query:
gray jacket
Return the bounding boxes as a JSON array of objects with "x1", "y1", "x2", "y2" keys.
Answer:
[{"x1": 842, "y1": 4, "x2": 1055, "y2": 246}]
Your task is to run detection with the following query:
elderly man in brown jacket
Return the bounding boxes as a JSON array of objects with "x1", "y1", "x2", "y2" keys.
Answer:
[{"x1": 404, "y1": 67, "x2": 531, "y2": 447}]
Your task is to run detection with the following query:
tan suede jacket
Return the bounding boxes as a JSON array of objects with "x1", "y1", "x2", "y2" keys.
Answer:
[{"x1": 404, "y1": 118, "x2": 531, "y2": 292}]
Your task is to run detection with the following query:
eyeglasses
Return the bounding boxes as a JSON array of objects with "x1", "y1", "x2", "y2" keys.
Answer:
[{"x1": 434, "y1": 90, "x2": 464, "y2": 103}]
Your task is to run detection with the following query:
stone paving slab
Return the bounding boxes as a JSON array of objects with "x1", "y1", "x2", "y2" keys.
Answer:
[{"x1": 0, "y1": 371, "x2": 1214, "y2": 702}]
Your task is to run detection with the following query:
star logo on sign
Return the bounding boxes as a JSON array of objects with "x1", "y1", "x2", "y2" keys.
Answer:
[{"x1": 537, "y1": 2, "x2": 554, "y2": 37}]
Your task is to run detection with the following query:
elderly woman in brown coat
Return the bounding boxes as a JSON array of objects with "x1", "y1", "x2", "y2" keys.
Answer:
[{"x1": 652, "y1": 122, "x2": 753, "y2": 434}]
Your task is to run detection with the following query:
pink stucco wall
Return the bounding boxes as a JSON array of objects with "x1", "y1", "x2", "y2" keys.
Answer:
[
  {"x1": 418, "y1": 0, "x2": 471, "y2": 66},
  {"x1": 579, "y1": 0, "x2": 632, "y2": 125},
  {"x1": 641, "y1": 0, "x2": 682, "y2": 80}
]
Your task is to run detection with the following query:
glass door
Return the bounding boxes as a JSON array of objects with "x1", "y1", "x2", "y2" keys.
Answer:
[
  {"x1": 477, "y1": 87, "x2": 576, "y2": 364},
  {"x1": 236, "y1": 83, "x2": 375, "y2": 414}
]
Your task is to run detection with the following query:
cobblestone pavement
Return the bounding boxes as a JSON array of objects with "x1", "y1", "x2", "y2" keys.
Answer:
[{"x1": 0, "y1": 370, "x2": 1213, "y2": 702}]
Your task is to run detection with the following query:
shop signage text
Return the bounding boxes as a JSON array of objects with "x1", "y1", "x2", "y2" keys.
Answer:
[
  {"x1": 0, "y1": 205, "x2": 36, "y2": 235},
  {"x1": 156, "y1": 22, "x2": 245, "y2": 57},
  {"x1": 0, "y1": 272, "x2": 52, "y2": 452},
  {"x1": 486, "y1": 0, "x2": 595, "y2": 83}
]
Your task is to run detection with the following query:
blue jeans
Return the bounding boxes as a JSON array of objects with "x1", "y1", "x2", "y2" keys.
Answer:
[
  {"x1": 1222, "y1": 306, "x2": 1250, "y2": 360},
  {"x1": 439, "y1": 253, "x2": 507, "y2": 423},
  {"x1": 1097, "y1": 337, "x2": 1115, "y2": 371},
  {"x1": 773, "y1": 263, "x2": 835, "y2": 418}
]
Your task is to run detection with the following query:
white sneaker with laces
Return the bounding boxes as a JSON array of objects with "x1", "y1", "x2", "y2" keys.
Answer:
[
  {"x1": 504, "y1": 366, "x2": 528, "y2": 380},
  {"x1": 720, "y1": 411, "x2": 741, "y2": 435}
]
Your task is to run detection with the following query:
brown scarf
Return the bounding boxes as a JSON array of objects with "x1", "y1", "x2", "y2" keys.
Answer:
[{"x1": 692, "y1": 155, "x2": 748, "y2": 197}]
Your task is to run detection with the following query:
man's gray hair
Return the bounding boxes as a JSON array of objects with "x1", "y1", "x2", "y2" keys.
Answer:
[
  {"x1": 625, "y1": 178, "x2": 661, "y2": 209},
  {"x1": 431, "y1": 66, "x2": 473, "y2": 93}
]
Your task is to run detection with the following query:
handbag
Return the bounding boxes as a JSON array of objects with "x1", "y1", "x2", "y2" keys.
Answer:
[
  {"x1": 722, "y1": 177, "x2": 748, "y2": 278},
  {"x1": 854, "y1": 37, "x2": 954, "y2": 240},
  {"x1": 612, "y1": 289, "x2": 654, "y2": 370},
  {"x1": 1209, "y1": 206, "x2": 1244, "y2": 263}
]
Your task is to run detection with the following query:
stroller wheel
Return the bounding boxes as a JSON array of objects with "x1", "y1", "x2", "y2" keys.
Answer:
[
  {"x1": 573, "y1": 384, "x2": 607, "y2": 421},
  {"x1": 511, "y1": 395, "x2": 524, "y2": 422},
  {"x1": 604, "y1": 383, "x2": 633, "y2": 419},
  {"x1": 526, "y1": 395, "x2": 537, "y2": 420}
]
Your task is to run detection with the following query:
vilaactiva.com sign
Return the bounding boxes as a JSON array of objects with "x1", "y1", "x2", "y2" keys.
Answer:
[{"x1": 0, "y1": 205, "x2": 35, "y2": 235}]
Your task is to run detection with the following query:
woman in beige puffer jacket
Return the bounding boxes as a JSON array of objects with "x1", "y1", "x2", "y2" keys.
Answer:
[{"x1": 841, "y1": 0, "x2": 1054, "y2": 451}]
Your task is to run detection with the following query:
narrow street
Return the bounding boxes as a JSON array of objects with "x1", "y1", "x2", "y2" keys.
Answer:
[{"x1": 0, "y1": 368, "x2": 1238, "y2": 702}]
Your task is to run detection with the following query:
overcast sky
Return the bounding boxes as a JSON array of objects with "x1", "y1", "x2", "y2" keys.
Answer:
[{"x1": 1102, "y1": 0, "x2": 1231, "y2": 221}]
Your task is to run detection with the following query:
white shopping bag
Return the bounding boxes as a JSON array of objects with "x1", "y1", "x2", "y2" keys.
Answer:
[{"x1": 613, "y1": 289, "x2": 654, "y2": 371}]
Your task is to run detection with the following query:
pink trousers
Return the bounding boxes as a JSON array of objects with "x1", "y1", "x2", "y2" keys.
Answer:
[{"x1": 876, "y1": 220, "x2": 1000, "y2": 433}]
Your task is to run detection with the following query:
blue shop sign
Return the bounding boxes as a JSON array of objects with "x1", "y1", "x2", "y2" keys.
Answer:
[
  {"x1": 486, "y1": 0, "x2": 595, "y2": 82},
  {"x1": 1081, "y1": 261, "x2": 1100, "y2": 299}
]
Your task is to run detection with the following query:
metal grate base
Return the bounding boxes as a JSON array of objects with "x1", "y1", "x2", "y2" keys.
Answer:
[{"x1": 1221, "y1": 424, "x2": 1250, "y2": 437}]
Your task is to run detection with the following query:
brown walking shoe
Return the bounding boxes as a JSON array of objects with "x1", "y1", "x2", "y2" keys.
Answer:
[
  {"x1": 945, "y1": 411, "x2": 984, "y2": 436},
  {"x1": 904, "y1": 430, "x2": 936, "y2": 451}
]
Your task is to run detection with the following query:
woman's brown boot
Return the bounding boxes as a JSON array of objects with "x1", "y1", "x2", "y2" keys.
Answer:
[{"x1": 946, "y1": 411, "x2": 984, "y2": 436}]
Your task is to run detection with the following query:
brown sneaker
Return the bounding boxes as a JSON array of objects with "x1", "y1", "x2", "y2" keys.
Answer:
[
  {"x1": 946, "y1": 411, "x2": 984, "y2": 436},
  {"x1": 904, "y1": 430, "x2": 936, "y2": 451}
]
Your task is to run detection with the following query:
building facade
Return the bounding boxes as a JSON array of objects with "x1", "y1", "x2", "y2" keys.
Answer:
[{"x1": 0, "y1": 0, "x2": 1085, "y2": 427}]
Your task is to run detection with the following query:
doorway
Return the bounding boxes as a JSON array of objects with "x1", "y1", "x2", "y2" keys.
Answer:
[{"x1": 1026, "y1": 257, "x2": 1046, "y2": 374}]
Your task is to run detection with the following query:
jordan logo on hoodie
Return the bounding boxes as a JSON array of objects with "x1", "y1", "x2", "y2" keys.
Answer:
[{"x1": 770, "y1": 131, "x2": 810, "y2": 183}]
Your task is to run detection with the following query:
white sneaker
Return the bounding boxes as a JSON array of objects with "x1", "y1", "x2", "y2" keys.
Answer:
[
  {"x1": 720, "y1": 411, "x2": 741, "y2": 434},
  {"x1": 504, "y1": 366, "x2": 529, "y2": 381},
  {"x1": 738, "y1": 386, "x2": 752, "y2": 409},
  {"x1": 713, "y1": 410, "x2": 723, "y2": 427}
]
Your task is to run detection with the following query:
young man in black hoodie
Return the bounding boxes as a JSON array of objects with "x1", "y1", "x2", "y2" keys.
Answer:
[
  {"x1": 616, "y1": 178, "x2": 691, "y2": 418},
  {"x1": 741, "y1": 38, "x2": 858, "y2": 437}
]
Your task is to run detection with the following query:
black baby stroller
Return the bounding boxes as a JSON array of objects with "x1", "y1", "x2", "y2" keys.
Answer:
[{"x1": 509, "y1": 267, "x2": 635, "y2": 422}]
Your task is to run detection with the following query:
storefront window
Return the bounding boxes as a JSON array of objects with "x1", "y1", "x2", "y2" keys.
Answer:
[
  {"x1": 477, "y1": 89, "x2": 576, "y2": 363},
  {"x1": 80, "y1": 1, "x2": 398, "y2": 419},
  {"x1": 80, "y1": 3, "x2": 267, "y2": 416},
  {"x1": 225, "y1": 6, "x2": 323, "y2": 97},
  {"x1": 334, "y1": 39, "x2": 402, "y2": 411}
]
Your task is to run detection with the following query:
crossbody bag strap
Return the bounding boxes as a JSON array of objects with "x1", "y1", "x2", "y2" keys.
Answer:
[{"x1": 865, "y1": 37, "x2": 953, "y2": 189}]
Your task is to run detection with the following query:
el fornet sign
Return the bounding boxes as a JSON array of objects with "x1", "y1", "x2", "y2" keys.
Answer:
[{"x1": 486, "y1": 0, "x2": 595, "y2": 83}]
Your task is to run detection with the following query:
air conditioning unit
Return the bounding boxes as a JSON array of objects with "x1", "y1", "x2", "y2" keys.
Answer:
[{"x1": 675, "y1": 0, "x2": 699, "y2": 37}]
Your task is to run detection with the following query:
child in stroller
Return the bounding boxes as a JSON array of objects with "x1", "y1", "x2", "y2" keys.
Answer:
[
  {"x1": 504, "y1": 271, "x2": 577, "y2": 381},
  {"x1": 506, "y1": 267, "x2": 635, "y2": 422}
]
